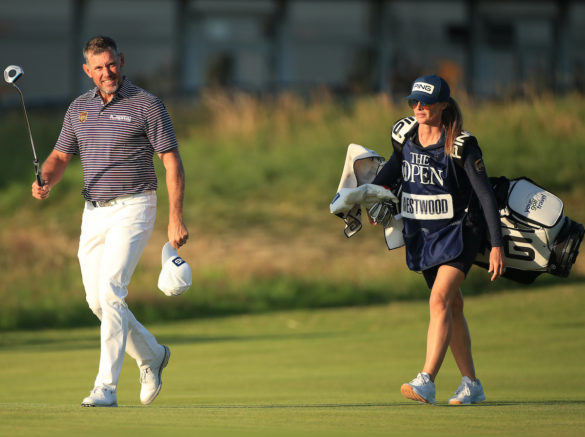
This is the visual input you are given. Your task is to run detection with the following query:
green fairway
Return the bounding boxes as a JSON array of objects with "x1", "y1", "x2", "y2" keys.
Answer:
[{"x1": 1, "y1": 284, "x2": 585, "y2": 436}]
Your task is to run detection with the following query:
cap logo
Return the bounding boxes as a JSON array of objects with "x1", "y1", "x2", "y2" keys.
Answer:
[
  {"x1": 412, "y1": 82, "x2": 434, "y2": 95},
  {"x1": 172, "y1": 256, "x2": 185, "y2": 267}
]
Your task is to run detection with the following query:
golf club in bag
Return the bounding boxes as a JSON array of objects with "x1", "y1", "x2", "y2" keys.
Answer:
[{"x1": 4, "y1": 65, "x2": 44, "y2": 187}]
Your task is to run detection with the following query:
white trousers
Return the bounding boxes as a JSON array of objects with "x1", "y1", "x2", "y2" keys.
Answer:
[{"x1": 77, "y1": 190, "x2": 164, "y2": 391}]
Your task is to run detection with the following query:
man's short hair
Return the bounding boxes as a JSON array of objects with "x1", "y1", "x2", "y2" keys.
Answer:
[{"x1": 83, "y1": 36, "x2": 119, "y2": 63}]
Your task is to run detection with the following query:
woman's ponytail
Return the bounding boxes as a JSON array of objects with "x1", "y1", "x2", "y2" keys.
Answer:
[{"x1": 442, "y1": 97, "x2": 463, "y2": 156}]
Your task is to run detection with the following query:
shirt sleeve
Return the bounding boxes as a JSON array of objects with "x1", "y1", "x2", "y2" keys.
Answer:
[
  {"x1": 145, "y1": 98, "x2": 179, "y2": 154},
  {"x1": 54, "y1": 103, "x2": 79, "y2": 155},
  {"x1": 462, "y1": 141, "x2": 503, "y2": 247},
  {"x1": 372, "y1": 152, "x2": 401, "y2": 187}
]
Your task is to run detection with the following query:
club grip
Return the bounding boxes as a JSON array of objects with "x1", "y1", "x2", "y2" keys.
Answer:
[{"x1": 33, "y1": 160, "x2": 44, "y2": 187}]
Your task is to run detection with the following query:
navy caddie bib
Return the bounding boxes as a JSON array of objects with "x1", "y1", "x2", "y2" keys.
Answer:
[{"x1": 400, "y1": 136, "x2": 468, "y2": 271}]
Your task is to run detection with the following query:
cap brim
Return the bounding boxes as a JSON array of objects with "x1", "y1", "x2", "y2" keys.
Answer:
[
  {"x1": 404, "y1": 93, "x2": 436, "y2": 105},
  {"x1": 161, "y1": 241, "x2": 178, "y2": 266}
]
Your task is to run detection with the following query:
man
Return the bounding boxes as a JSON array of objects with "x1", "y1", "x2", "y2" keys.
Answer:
[{"x1": 31, "y1": 36, "x2": 189, "y2": 407}]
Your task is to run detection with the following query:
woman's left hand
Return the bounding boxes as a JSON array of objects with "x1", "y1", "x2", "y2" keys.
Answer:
[{"x1": 488, "y1": 246, "x2": 505, "y2": 281}]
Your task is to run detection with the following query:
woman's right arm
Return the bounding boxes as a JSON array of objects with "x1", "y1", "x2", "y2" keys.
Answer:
[{"x1": 462, "y1": 144, "x2": 505, "y2": 280}]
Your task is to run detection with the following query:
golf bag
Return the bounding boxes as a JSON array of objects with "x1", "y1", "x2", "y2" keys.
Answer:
[{"x1": 473, "y1": 177, "x2": 584, "y2": 284}]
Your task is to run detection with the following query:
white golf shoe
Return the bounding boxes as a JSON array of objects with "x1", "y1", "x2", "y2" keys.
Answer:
[
  {"x1": 140, "y1": 345, "x2": 170, "y2": 405},
  {"x1": 448, "y1": 376, "x2": 486, "y2": 405},
  {"x1": 81, "y1": 386, "x2": 118, "y2": 407},
  {"x1": 401, "y1": 372, "x2": 436, "y2": 404}
]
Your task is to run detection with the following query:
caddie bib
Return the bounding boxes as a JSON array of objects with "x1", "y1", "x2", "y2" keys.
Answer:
[{"x1": 401, "y1": 136, "x2": 468, "y2": 271}]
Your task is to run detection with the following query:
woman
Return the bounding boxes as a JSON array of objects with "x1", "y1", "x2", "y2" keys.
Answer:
[{"x1": 372, "y1": 74, "x2": 505, "y2": 405}]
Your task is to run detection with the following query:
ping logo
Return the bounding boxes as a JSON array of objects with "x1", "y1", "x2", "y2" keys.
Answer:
[
  {"x1": 331, "y1": 192, "x2": 340, "y2": 205},
  {"x1": 412, "y1": 82, "x2": 434, "y2": 95},
  {"x1": 172, "y1": 256, "x2": 185, "y2": 267}
]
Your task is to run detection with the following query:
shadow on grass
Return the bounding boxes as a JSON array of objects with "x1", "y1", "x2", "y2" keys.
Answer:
[
  {"x1": 118, "y1": 399, "x2": 585, "y2": 409},
  {"x1": 5, "y1": 400, "x2": 585, "y2": 410},
  {"x1": 135, "y1": 402, "x2": 406, "y2": 409},
  {"x1": 477, "y1": 400, "x2": 585, "y2": 407},
  {"x1": 0, "y1": 331, "x2": 341, "y2": 351}
]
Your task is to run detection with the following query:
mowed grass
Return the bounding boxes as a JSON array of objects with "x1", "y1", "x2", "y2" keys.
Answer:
[{"x1": 1, "y1": 284, "x2": 584, "y2": 436}]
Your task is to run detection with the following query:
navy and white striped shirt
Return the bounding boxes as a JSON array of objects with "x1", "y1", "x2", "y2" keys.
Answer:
[{"x1": 55, "y1": 78, "x2": 178, "y2": 202}]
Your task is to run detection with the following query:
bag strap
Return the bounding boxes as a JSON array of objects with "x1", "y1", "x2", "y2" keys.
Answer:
[{"x1": 390, "y1": 116, "x2": 417, "y2": 159}]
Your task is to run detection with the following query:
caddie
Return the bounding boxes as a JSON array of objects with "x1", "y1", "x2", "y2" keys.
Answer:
[
  {"x1": 31, "y1": 35, "x2": 189, "y2": 407},
  {"x1": 371, "y1": 74, "x2": 504, "y2": 405}
]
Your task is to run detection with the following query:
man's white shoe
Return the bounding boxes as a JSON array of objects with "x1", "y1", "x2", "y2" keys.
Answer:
[
  {"x1": 140, "y1": 345, "x2": 170, "y2": 405},
  {"x1": 401, "y1": 372, "x2": 436, "y2": 404},
  {"x1": 81, "y1": 386, "x2": 118, "y2": 407},
  {"x1": 449, "y1": 376, "x2": 486, "y2": 405}
]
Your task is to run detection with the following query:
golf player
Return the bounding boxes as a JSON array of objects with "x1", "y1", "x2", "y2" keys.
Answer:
[
  {"x1": 372, "y1": 75, "x2": 504, "y2": 404},
  {"x1": 31, "y1": 36, "x2": 188, "y2": 407}
]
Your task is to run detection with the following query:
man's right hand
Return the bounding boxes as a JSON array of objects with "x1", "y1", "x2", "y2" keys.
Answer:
[
  {"x1": 32, "y1": 180, "x2": 50, "y2": 200},
  {"x1": 30, "y1": 150, "x2": 72, "y2": 200}
]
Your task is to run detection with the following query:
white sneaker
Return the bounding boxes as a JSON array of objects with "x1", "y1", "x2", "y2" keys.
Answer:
[
  {"x1": 81, "y1": 386, "x2": 118, "y2": 407},
  {"x1": 449, "y1": 376, "x2": 486, "y2": 405},
  {"x1": 401, "y1": 372, "x2": 436, "y2": 404},
  {"x1": 140, "y1": 345, "x2": 170, "y2": 405}
]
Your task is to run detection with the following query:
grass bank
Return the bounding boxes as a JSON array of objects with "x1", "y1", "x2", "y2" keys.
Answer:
[{"x1": 1, "y1": 91, "x2": 584, "y2": 330}]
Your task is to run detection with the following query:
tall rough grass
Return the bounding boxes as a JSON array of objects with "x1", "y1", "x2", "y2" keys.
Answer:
[{"x1": 1, "y1": 91, "x2": 584, "y2": 330}]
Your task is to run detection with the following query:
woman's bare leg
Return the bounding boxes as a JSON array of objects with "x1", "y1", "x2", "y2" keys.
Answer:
[
  {"x1": 422, "y1": 265, "x2": 466, "y2": 381},
  {"x1": 449, "y1": 289, "x2": 476, "y2": 379}
]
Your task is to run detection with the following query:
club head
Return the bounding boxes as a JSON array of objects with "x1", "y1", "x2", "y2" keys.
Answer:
[{"x1": 4, "y1": 65, "x2": 24, "y2": 84}]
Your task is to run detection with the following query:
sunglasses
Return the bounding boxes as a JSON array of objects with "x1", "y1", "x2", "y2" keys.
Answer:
[{"x1": 408, "y1": 99, "x2": 434, "y2": 109}]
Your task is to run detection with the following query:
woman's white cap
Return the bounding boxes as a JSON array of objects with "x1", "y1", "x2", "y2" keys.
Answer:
[{"x1": 157, "y1": 242, "x2": 192, "y2": 296}]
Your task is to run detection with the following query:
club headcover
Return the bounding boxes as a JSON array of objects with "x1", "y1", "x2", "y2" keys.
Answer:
[{"x1": 158, "y1": 242, "x2": 192, "y2": 296}]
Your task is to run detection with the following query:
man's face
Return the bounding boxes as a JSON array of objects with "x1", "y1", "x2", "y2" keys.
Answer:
[{"x1": 83, "y1": 49, "x2": 124, "y2": 100}]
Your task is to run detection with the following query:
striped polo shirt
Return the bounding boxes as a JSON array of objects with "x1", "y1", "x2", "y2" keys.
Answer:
[{"x1": 55, "y1": 78, "x2": 178, "y2": 202}]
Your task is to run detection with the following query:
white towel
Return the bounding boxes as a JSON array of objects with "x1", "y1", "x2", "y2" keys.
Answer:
[
  {"x1": 330, "y1": 144, "x2": 384, "y2": 237},
  {"x1": 330, "y1": 143, "x2": 404, "y2": 249}
]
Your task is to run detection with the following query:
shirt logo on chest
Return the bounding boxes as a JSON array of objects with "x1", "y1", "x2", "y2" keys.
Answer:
[
  {"x1": 79, "y1": 112, "x2": 88, "y2": 123},
  {"x1": 402, "y1": 151, "x2": 445, "y2": 186},
  {"x1": 109, "y1": 114, "x2": 132, "y2": 122}
]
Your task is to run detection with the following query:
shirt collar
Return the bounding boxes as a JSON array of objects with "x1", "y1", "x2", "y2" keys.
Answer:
[{"x1": 116, "y1": 77, "x2": 132, "y2": 98}]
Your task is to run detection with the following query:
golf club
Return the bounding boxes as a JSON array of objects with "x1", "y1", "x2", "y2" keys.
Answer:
[{"x1": 4, "y1": 65, "x2": 44, "y2": 186}]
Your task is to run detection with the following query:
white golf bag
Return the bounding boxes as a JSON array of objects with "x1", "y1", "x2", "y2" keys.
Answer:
[{"x1": 474, "y1": 177, "x2": 584, "y2": 283}]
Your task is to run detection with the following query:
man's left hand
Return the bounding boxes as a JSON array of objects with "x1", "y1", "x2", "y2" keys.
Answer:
[{"x1": 169, "y1": 219, "x2": 189, "y2": 249}]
